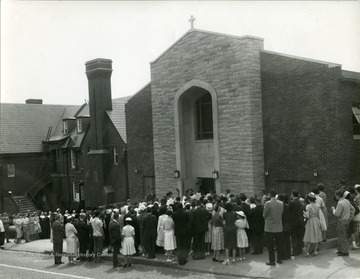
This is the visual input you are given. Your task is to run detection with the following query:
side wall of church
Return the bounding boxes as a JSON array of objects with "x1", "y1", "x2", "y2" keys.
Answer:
[
  {"x1": 261, "y1": 51, "x2": 360, "y2": 237},
  {"x1": 126, "y1": 84, "x2": 155, "y2": 201},
  {"x1": 151, "y1": 31, "x2": 265, "y2": 197}
]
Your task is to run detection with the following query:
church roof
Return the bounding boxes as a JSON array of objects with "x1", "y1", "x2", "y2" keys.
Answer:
[
  {"x1": 150, "y1": 28, "x2": 263, "y2": 64},
  {"x1": 342, "y1": 70, "x2": 360, "y2": 82},
  {"x1": 261, "y1": 50, "x2": 342, "y2": 69},
  {"x1": 106, "y1": 96, "x2": 132, "y2": 143},
  {"x1": 0, "y1": 102, "x2": 80, "y2": 154}
]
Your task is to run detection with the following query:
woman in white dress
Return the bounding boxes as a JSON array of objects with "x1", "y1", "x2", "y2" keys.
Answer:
[
  {"x1": 156, "y1": 207, "x2": 167, "y2": 252},
  {"x1": 303, "y1": 193, "x2": 323, "y2": 256},
  {"x1": 65, "y1": 216, "x2": 78, "y2": 264},
  {"x1": 163, "y1": 209, "x2": 176, "y2": 262},
  {"x1": 120, "y1": 217, "x2": 136, "y2": 267}
]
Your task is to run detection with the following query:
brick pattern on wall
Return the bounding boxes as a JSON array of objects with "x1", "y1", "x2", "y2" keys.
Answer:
[
  {"x1": 260, "y1": 51, "x2": 360, "y2": 237},
  {"x1": 126, "y1": 84, "x2": 155, "y2": 201},
  {"x1": 151, "y1": 30, "x2": 265, "y2": 197}
]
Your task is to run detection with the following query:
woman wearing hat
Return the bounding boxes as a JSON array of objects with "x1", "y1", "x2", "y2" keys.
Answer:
[
  {"x1": 65, "y1": 216, "x2": 78, "y2": 264},
  {"x1": 222, "y1": 202, "x2": 238, "y2": 265},
  {"x1": 211, "y1": 204, "x2": 224, "y2": 263},
  {"x1": 235, "y1": 211, "x2": 249, "y2": 261},
  {"x1": 163, "y1": 209, "x2": 177, "y2": 262},
  {"x1": 120, "y1": 217, "x2": 136, "y2": 267},
  {"x1": 205, "y1": 203, "x2": 213, "y2": 256},
  {"x1": 303, "y1": 192, "x2": 323, "y2": 256}
]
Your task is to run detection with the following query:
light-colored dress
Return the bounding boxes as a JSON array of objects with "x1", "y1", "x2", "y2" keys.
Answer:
[
  {"x1": 65, "y1": 223, "x2": 78, "y2": 254},
  {"x1": 235, "y1": 218, "x2": 249, "y2": 248},
  {"x1": 120, "y1": 225, "x2": 136, "y2": 255},
  {"x1": 205, "y1": 217, "x2": 212, "y2": 243},
  {"x1": 163, "y1": 216, "x2": 176, "y2": 250},
  {"x1": 156, "y1": 214, "x2": 167, "y2": 247},
  {"x1": 211, "y1": 213, "x2": 224, "y2": 250},
  {"x1": 14, "y1": 218, "x2": 23, "y2": 239},
  {"x1": 303, "y1": 203, "x2": 323, "y2": 243}
]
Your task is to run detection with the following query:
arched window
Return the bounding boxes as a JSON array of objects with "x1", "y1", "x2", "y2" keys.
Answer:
[{"x1": 195, "y1": 93, "x2": 213, "y2": 140}]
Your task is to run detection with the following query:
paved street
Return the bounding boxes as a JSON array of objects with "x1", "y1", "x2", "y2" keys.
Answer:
[{"x1": 0, "y1": 250, "x2": 239, "y2": 279}]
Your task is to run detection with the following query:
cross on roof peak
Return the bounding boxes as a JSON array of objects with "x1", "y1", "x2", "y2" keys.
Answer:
[{"x1": 189, "y1": 15, "x2": 196, "y2": 29}]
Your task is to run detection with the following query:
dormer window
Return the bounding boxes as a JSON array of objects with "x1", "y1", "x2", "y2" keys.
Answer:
[
  {"x1": 63, "y1": 121, "x2": 68, "y2": 134},
  {"x1": 77, "y1": 118, "x2": 83, "y2": 133}
]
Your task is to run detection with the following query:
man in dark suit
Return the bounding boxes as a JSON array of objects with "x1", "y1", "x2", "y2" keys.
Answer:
[
  {"x1": 75, "y1": 213, "x2": 90, "y2": 261},
  {"x1": 263, "y1": 189, "x2": 284, "y2": 266},
  {"x1": 143, "y1": 206, "x2": 157, "y2": 259},
  {"x1": 173, "y1": 203, "x2": 190, "y2": 265},
  {"x1": 289, "y1": 190, "x2": 305, "y2": 256},
  {"x1": 278, "y1": 194, "x2": 291, "y2": 260},
  {"x1": 52, "y1": 214, "x2": 65, "y2": 265},
  {"x1": 109, "y1": 211, "x2": 122, "y2": 268},
  {"x1": 191, "y1": 200, "x2": 212, "y2": 260},
  {"x1": 248, "y1": 196, "x2": 264, "y2": 254}
]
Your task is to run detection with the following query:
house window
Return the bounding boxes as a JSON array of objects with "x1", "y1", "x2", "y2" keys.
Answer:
[
  {"x1": 70, "y1": 150, "x2": 76, "y2": 169},
  {"x1": 113, "y1": 146, "x2": 119, "y2": 164},
  {"x1": 63, "y1": 121, "x2": 68, "y2": 134},
  {"x1": 353, "y1": 105, "x2": 360, "y2": 139},
  {"x1": 77, "y1": 118, "x2": 83, "y2": 133},
  {"x1": 72, "y1": 181, "x2": 80, "y2": 202},
  {"x1": 7, "y1": 164, "x2": 15, "y2": 177},
  {"x1": 195, "y1": 93, "x2": 213, "y2": 140}
]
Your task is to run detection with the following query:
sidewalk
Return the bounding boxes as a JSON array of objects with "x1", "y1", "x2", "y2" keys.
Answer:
[{"x1": 1, "y1": 238, "x2": 360, "y2": 279}]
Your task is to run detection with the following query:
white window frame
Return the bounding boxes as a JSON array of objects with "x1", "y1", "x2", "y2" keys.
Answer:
[
  {"x1": 63, "y1": 121, "x2": 68, "y2": 134},
  {"x1": 70, "y1": 150, "x2": 76, "y2": 169},
  {"x1": 7, "y1": 164, "x2": 15, "y2": 177},
  {"x1": 77, "y1": 118, "x2": 83, "y2": 133},
  {"x1": 72, "y1": 181, "x2": 80, "y2": 202},
  {"x1": 113, "y1": 146, "x2": 119, "y2": 165}
]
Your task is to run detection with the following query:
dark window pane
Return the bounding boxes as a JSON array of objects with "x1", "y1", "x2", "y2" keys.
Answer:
[{"x1": 195, "y1": 93, "x2": 213, "y2": 140}]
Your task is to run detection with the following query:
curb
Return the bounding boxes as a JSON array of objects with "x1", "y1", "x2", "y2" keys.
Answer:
[{"x1": 4, "y1": 247, "x2": 263, "y2": 278}]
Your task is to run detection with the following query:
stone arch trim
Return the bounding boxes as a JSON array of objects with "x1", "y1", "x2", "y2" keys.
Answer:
[{"x1": 174, "y1": 79, "x2": 221, "y2": 194}]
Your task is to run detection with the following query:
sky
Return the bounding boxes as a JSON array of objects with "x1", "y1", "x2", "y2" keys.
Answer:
[{"x1": 1, "y1": 0, "x2": 360, "y2": 105}]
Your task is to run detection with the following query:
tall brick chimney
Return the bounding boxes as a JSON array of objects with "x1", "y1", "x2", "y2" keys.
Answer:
[{"x1": 85, "y1": 58, "x2": 113, "y2": 149}]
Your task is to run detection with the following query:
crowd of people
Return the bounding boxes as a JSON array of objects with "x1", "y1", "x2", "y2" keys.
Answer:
[
  {"x1": 1, "y1": 183, "x2": 359, "y2": 269},
  {"x1": 0, "y1": 211, "x2": 51, "y2": 246}
]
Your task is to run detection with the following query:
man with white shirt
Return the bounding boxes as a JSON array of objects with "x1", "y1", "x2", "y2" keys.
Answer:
[
  {"x1": 0, "y1": 217, "x2": 5, "y2": 247},
  {"x1": 332, "y1": 190, "x2": 355, "y2": 256},
  {"x1": 91, "y1": 210, "x2": 104, "y2": 263}
]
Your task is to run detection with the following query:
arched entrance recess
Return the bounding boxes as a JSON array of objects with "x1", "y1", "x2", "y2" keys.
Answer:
[{"x1": 174, "y1": 80, "x2": 220, "y2": 196}]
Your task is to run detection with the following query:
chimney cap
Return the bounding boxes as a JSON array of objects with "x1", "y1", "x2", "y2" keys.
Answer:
[{"x1": 25, "y1": 99, "x2": 43, "y2": 104}]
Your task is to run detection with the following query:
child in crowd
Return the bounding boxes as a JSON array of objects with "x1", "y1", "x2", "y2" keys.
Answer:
[{"x1": 235, "y1": 211, "x2": 249, "y2": 261}]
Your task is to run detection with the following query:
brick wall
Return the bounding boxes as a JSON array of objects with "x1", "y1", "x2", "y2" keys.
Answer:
[
  {"x1": 260, "y1": 51, "x2": 360, "y2": 237},
  {"x1": 125, "y1": 84, "x2": 155, "y2": 201},
  {"x1": 151, "y1": 30, "x2": 265, "y2": 197}
]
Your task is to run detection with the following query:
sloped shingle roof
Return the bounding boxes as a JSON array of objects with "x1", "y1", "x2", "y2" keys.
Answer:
[
  {"x1": 0, "y1": 103, "x2": 79, "y2": 154},
  {"x1": 106, "y1": 96, "x2": 131, "y2": 143}
]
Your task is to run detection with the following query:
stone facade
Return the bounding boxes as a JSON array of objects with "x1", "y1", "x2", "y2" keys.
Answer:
[{"x1": 151, "y1": 30, "x2": 265, "y2": 197}]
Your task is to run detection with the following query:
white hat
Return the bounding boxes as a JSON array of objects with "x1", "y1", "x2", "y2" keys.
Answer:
[
  {"x1": 236, "y1": 211, "x2": 246, "y2": 218},
  {"x1": 206, "y1": 203, "x2": 213, "y2": 211},
  {"x1": 125, "y1": 217, "x2": 132, "y2": 221},
  {"x1": 343, "y1": 191, "x2": 350, "y2": 198},
  {"x1": 354, "y1": 184, "x2": 360, "y2": 189}
]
